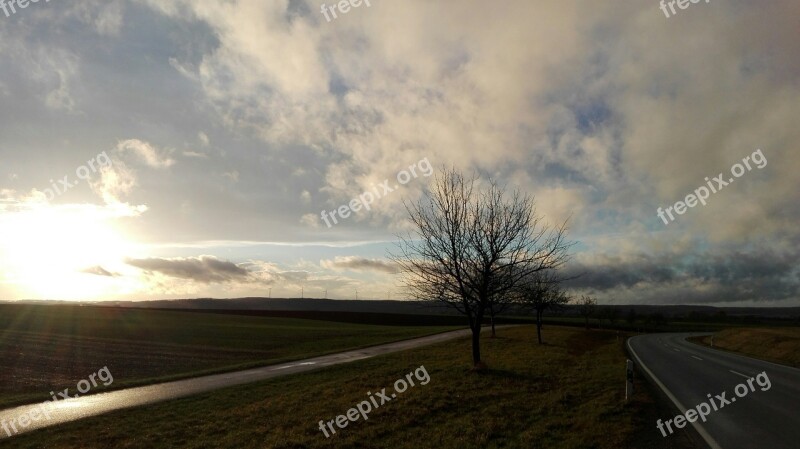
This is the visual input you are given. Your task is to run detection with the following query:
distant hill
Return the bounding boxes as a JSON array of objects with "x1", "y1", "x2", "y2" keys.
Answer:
[
  {"x1": 6, "y1": 297, "x2": 800, "y2": 320},
  {"x1": 104, "y1": 297, "x2": 459, "y2": 315}
]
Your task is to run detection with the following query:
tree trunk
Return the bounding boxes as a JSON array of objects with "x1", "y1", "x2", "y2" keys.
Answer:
[
  {"x1": 471, "y1": 326, "x2": 482, "y2": 366},
  {"x1": 536, "y1": 309, "x2": 543, "y2": 344},
  {"x1": 488, "y1": 302, "x2": 497, "y2": 338}
]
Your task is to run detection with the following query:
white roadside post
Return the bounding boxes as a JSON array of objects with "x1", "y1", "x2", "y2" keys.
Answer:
[{"x1": 625, "y1": 359, "x2": 634, "y2": 401}]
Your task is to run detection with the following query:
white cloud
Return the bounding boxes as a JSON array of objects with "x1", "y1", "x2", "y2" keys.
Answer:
[
  {"x1": 300, "y1": 213, "x2": 320, "y2": 228},
  {"x1": 222, "y1": 171, "x2": 239, "y2": 182},
  {"x1": 198, "y1": 132, "x2": 210, "y2": 146},
  {"x1": 115, "y1": 139, "x2": 176, "y2": 169},
  {"x1": 32, "y1": 49, "x2": 80, "y2": 112},
  {"x1": 183, "y1": 150, "x2": 208, "y2": 159}
]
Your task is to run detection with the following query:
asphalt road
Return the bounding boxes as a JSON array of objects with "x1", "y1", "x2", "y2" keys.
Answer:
[
  {"x1": 0, "y1": 326, "x2": 489, "y2": 440},
  {"x1": 628, "y1": 333, "x2": 800, "y2": 449}
]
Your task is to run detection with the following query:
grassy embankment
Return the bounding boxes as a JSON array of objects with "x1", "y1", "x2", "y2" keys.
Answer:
[
  {"x1": 0, "y1": 304, "x2": 460, "y2": 408},
  {"x1": 4, "y1": 325, "x2": 696, "y2": 449},
  {"x1": 538, "y1": 315, "x2": 788, "y2": 333},
  {"x1": 693, "y1": 327, "x2": 800, "y2": 367}
]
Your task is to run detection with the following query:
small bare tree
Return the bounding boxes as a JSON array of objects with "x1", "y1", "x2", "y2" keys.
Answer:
[
  {"x1": 486, "y1": 297, "x2": 506, "y2": 338},
  {"x1": 392, "y1": 168, "x2": 572, "y2": 370},
  {"x1": 515, "y1": 270, "x2": 570, "y2": 344},
  {"x1": 577, "y1": 295, "x2": 597, "y2": 330}
]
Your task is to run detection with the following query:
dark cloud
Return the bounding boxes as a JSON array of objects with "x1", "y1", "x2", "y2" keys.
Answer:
[
  {"x1": 321, "y1": 257, "x2": 399, "y2": 274},
  {"x1": 125, "y1": 255, "x2": 250, "y2": 283},
  {"x1": 563, "y1": 247, "x2": 800, "y2": 304}
]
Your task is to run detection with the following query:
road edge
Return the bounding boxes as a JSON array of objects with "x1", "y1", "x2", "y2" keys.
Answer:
[{"x1": 626, "y1": 335, "x2": 723, "y2": 449}]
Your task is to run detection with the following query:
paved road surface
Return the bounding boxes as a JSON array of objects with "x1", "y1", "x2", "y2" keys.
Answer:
[
  {"x1": 628, "y1": 333, "x2": 800, "y2": 449},
  {"x1": 0, "y1": 326, "x2": 488, "y2": 439}
]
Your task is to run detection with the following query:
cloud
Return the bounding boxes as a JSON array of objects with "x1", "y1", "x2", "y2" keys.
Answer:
[
  {"x1": 183, "y1": 151, "x2": 208, "y2": 159},
  {"x1": 198, "y1": 132, "x2": 210, "y2": 146},
  {"x1": 142, "y1": 0, "x2": 588, "y2": 222},
  {"x1": 89, "y1": 161, "x2": 135, "y2": 201},
  {"x1": 125, "y1": 255, "x2": 250, "y2": 283},
  {"x1": 277, "y1": 270, "x2": 311, "y2": 282},
  {"x1": 222, "y1": 171, "x2": 239, "y2": 182},
  {"x1": 31, "y1": 48, "x2": 80, "y2": 112},
  {"x1": 80, "y1": 266, "x2": 120, "y2": 277},
  {"x1": 181, "y1": 1, "x2": 794, "y2": 238},
  {"x1": 563, "y1": 245, "x2": 800, "y2": 305},
  {"x1": 87, "y1": 1, "x2": 124, "y2": 36},
  {"x1": 321, "y1": 256, "x2": 399, "y2": 274},
  {"x1": 116, "y1": 139, "x2": 176, "y2": 169},
  {"x1": 300, "y1": 213, "x2": 320, "y2": 228}
]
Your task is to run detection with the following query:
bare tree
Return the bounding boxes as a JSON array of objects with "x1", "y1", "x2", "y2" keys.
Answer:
[
  {"x1": 486, "y1": 265, "x2": 518, "y2": 338},
  {"x1": 392, "y1": 168, "x2": 572, "y2": 370},
  {"x1": 486, "y1": 297, "x2": 506, "y2": 338},
  {"x1": 515, "y1": 270, "x2": 570, "y2": 344},
  {"x1": 577, "y1": 295, "x2": 596, "y2": 330}
]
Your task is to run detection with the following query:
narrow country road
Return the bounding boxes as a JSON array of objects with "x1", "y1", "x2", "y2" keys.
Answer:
[{"x1": 628, "y1": 333, "x2": 800, "y2": 449}]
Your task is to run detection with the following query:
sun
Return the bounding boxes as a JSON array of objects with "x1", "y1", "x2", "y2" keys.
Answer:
[{"x1": 0, "y1": 203, "x2": 138, "y2": 300}]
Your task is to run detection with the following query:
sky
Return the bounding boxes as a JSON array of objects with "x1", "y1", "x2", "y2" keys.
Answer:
[{"x1": 0, "y1": 0, "x2": 797, "y2": 306}]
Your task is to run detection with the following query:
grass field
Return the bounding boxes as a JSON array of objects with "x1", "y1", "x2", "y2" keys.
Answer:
[
  {"x1": 1, "y1": 325, "x2": 696, "y2": 449},
  {"x1": 0, "y1": 304, "x2": 460, "y2": 408},
  {"x1": 693, "y1": 327, "x2": 800, "y2": 367}
]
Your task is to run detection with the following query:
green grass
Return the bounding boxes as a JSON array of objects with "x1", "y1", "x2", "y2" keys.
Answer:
[
  {"x1": 0, "y1": 304, "x2": 460, "y2": 408},
  {"x1": 692, "y1": 327, "x2": 800, "y2": 367},
  {"x1": 3, "y1": 326, "x2": 664, "y2": 449}
]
